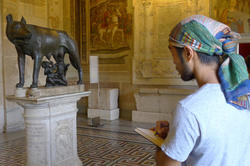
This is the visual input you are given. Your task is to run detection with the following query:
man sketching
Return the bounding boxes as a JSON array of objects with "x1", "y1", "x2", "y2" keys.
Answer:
[{"x1": 154, "y1": 15, "x2": 250, "y2": 166}]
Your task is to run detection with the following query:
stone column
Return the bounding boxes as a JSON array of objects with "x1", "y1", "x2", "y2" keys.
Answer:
[
  {"x1": 143, "y1": 0, "x2": 153, "y2": 60},
  {"x1": 7, "y1": 90, "x2": 90, "y2": 166},
  {"x1": 141, "y1": 0, "x2": 154, "y2": 78}
]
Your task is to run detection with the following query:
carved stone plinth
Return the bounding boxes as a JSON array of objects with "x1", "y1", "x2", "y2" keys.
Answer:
[
  {"x1": 88, "y1": 88, "x2": 119, "y2": 120},
  {"x1": 88, "y1": 108, "x2": 119, "y2": 120},
  {"x1": 7, "y1": 88, "x2": 90, "y2": 166}
]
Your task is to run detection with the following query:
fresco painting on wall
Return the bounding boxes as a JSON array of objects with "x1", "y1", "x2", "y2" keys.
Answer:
[
  {"x1": 211, "y1": 0, "x2": 250, "y2": 33},
  {"x1": 90, "y1": 0, "x2": 132, "y2": 52}
]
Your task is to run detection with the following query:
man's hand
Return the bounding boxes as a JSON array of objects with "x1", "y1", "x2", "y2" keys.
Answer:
[
  {"x1": 151, "y1": 121, "x2": 169, "y2": 139},
  {"x1": 155, "y1": 148, "x2": 180, "y2": 166}
]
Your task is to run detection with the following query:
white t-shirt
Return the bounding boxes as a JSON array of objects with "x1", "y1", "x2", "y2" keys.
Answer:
[{"x1": 161, "y1": 84, "x2": 250, "y2": 166}]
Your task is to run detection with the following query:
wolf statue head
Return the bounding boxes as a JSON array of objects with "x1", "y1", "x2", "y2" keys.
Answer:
[{"x1": 6, "y1": 14, "x2": 32, "y2": 43}]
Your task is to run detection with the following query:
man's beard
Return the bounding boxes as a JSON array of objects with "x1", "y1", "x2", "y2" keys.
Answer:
[
  {"x1": 175, "y1": 47, "x2": 195, "y2": 81},
  {"x1": 181, "y1": 62, "x2": 195, "y2": 81}
]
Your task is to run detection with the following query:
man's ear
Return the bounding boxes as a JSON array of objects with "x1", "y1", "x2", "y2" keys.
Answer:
[{"x1": 183, "y1": 46, "x2": 194, "y2": 62}]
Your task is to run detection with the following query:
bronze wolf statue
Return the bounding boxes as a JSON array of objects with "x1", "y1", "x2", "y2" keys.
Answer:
[{"x1": 6, "y1": 14, "x2": 83, "y2": 88}]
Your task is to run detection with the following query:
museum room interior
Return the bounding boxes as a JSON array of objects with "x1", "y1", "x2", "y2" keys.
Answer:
[{"x1": 0, "y1": 0, "x2": 250, "y2": 165}]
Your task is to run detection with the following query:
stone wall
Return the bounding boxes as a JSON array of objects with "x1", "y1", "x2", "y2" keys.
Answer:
[
  {"x1": 0, "y1": 0, "x2": 77, "y2": 132},
  {"x1": 128, "y1": 0, "x2": 210, "y2": 122}
]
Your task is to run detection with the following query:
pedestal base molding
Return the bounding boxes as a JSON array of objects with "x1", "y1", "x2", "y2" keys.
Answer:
[{"x1": 88, "y1": 108, "x2": 119, "y2": 120}]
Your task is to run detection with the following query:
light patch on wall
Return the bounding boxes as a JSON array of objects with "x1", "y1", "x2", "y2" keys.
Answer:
[
  {"x1": 20, "y1": 0, "x2": 45, "y2": 6},
  {"x1": 89, "y1": 56, "x2": 99, "y2": 83}
]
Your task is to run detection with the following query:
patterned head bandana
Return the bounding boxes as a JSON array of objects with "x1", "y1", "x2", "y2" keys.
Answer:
[{"x1": 169, "y1": 15, "x2": 250, "y2": 110}]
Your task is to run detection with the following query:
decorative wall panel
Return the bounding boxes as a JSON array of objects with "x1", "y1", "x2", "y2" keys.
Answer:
[{"x1": 133, "y1": 0, "x2": 209, "y2": 85}]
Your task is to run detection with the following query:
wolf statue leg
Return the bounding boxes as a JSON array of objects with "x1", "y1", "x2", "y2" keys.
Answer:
[
  {"x1": 77, "y1": 68, "x2": 83, "y2": 85},
  {"x1": 30, "y1": 52, "x2": 42, "y2": 88},
  {"x1": 66, "y1": 41, "x2": 83, "y2": 84},
  {"x1": 69, "y1": 54, "x2": 83, "y2": 85},
  {"x1": 16, "y1": 46, "x2": 25, "y2": 88}
]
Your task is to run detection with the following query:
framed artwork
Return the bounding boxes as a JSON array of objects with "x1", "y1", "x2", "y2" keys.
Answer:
[
  {"x1": 211, "y1": 0, "x2": 250, "y2": 73},
  {"x1": 211, "y1": 0, "x2": 250, "y2": 33},
  {"x1": 89, "y1": 0, "x2": 132, "y2": 53}
]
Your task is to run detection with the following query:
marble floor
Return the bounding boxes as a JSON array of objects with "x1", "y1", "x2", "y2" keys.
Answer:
[{"x1": 0, "y1": 117, "x2": 157, "y2": 166}]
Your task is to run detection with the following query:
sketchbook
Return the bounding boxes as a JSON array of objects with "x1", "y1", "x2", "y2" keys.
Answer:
[{"x1": 134, "y1": 128, "x2": 164, "y2": 148}]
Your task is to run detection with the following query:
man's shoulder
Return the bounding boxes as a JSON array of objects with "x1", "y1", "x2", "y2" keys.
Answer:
[{"x1": 179, "y1": 84, "x2": 224, "y2": 111}]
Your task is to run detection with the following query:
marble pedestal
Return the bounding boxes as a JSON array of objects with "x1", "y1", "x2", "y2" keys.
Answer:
[
  {"x1": 88, "y1": 88, "x2": 119, "y2": 120},
  {"x1": 7, "y1": 87, "x2": 90, "y2": 166}
]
